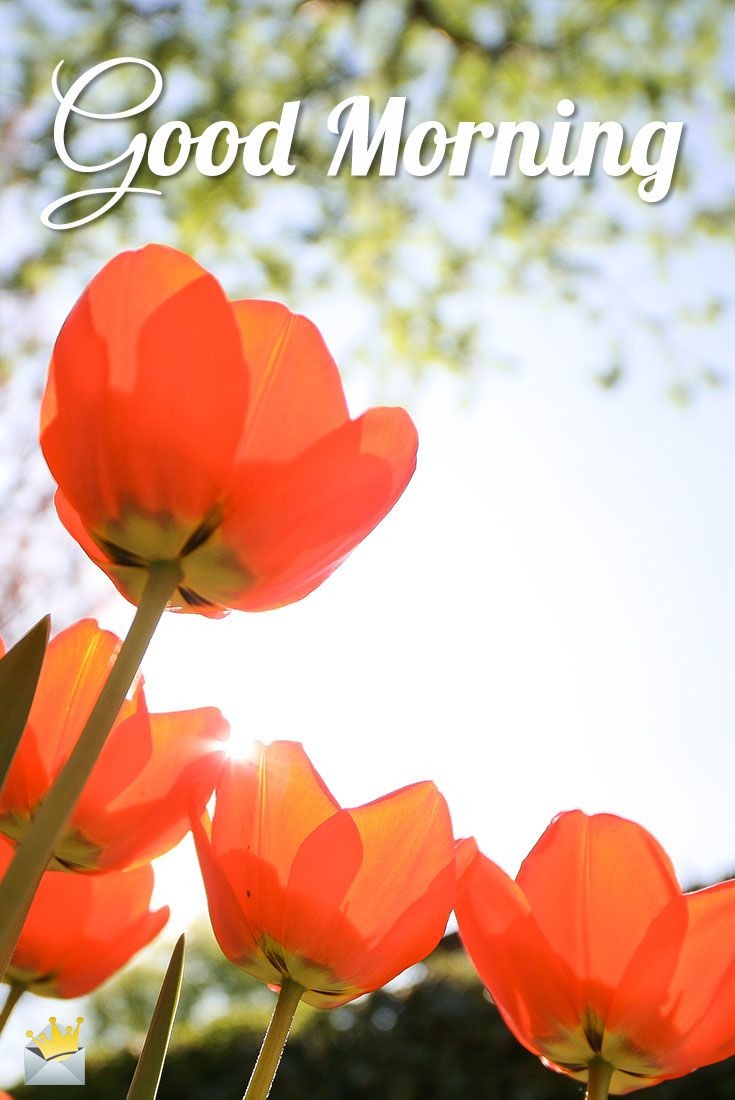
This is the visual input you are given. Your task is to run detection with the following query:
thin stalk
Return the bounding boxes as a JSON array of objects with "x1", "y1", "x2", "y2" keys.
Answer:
[
  {"x1": 586, "y1": 1058, "x2": 614, "y2": 1100},
  {"x1": 0, "y1": 983, "x2": 23, "y2": 1037},
  {"x1": 0, "y1": 560, "x2": 182, "y2": 981},
  {"x1": 243, "y1": 981, "x2": 303, "y2": 1100}
]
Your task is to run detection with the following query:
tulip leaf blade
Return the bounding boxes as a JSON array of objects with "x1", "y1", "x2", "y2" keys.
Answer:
[
  {"x1": 126, "y1": 934, "x2": 185, "y2": 1100},
  {"x1": 0, "y1": 616, "x2": 50, "y2": 792}
]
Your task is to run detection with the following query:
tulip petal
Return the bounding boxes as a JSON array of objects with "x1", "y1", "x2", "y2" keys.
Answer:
[
  {"x1": 192, "y1": 810, "x2": 270, "y2": 975},
  {"x1": 2, "y1": 839, "x2": 168, "y2": 998},
  {"x1": 51, "y1": 904, "x2": 169, "y2": 999},
  {"x1": 71, "y1": 711, "x2": 153, "y2": 817},
  {"x1": 197, "y1": 406, "x2": 417, "y2": 611},
  {"x1": 211, "y1": 745, "x2": 339, "y2": 868},
  {"x1": 41, "y1": 244, "x2": 248, "y2": 552},
  {"x1": 42, "y1": 247, "x2": 419, "y2": 617},
  {"x1": 607, "y1": 879, "x2": 735, "y2": 1078},
  {"x1": 456, "y1": 844, "x2": 585, "y2": 1066},
  {"x1": 71, "y1": 707, "x2": 228, "y2": 870},
  {"x1": 54, "y1": 489, "x2": 116, "y2": 567},
  {"x1": 253, "y1": 808, "x2": 369, "y2": 1000},
  {"x1": 334, "y1": 782, "x2": 454, "y2": 990},
  {"x1": 210, "y1": 745, "x2": 340, "y2": 945},
  {"x1": 0, "y1": 619, "x2": 227, "y2": 872},
  {"x1": 515, "y1": 811, "x2": 680, "y2": 1016},
  {"x1": 197, "y1": 746, "x2": 456, "y2": 1009},
  {"x1": 0, "y1": 620, "x2": 139, "y2": 817},
  {"x1": 232, "y1": 300, "x2": 349, "y2": 464},
  {"x1": 455, "y1": 835, "x2": 480, "y2": 878},
  {"x1": 281, "y1": 809, "x2": 363, "y2": 952},
  {"x1": 277, "y1": 782, "x2": 454, "y2": 994},
  {"x1": 671, "y1": 881, "x2": 735, "y2": 1069},
  {"x1": 457, "y1": 818, "x2": 735, "y2": 1094}
]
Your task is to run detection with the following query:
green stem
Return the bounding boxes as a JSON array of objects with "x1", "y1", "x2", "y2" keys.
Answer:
[
  {"x1": 0, "y1": 561, "x2": 182, "y2": 982},
  {"x1": 243, "y1": 981, "x2": 303, "y2": 1100},
  {"x1": 0, "y1": 983, "x2": 23, "y2": 1037},
  {"x1": 586, "y1": 1059, "x2": 614, "y2": 1100}
]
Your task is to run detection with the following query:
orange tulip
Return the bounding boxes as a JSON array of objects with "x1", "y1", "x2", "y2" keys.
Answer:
[
  {"x1": 0, "y1": 619, "x2": 228, "y2": 872},
  {"x1": 0, "y1": 837, "x2": 168, "y2": 997},
  {"x1": 456, "y1": 811, "x2": 735, "y2": 1096},
  {"x1": 193, "y1": 741, "x2": 455, "y2": 1008},
  {"x1": 40, "y1": 244, "x2": 418, "y2": 616}
]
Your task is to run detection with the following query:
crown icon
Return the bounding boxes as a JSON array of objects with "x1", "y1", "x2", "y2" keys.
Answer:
[{"x1": 26, "y1": 1017, "x2": 84, "y2": 1062}]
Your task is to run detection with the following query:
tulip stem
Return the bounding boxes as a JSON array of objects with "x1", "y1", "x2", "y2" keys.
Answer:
[
  {"x1": 242, "y1": 980, "x2": 303, "y2": 1100},
  {"x1": 0, "y1": 983, "x2": 23, "y2": 1037},
  {"x1": 586, "y1": 1059, "x2": 614, "y2": 1100},
  {"x1": 0, "y1": 560, "x2": 182, "y2": 982}
]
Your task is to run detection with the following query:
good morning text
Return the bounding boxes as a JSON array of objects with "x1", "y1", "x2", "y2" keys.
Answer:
[{"x1": 42, "y1": 57, "x2": 685, "y2": 230}]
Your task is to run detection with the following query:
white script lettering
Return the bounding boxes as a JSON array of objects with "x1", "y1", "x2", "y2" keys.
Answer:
[{"x1": 43, "y1": 58, "x2": 300, "y2": 229}]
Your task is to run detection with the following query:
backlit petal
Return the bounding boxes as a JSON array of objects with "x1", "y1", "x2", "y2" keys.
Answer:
[
  {"x1": 516, "y1": 811, "x2": 680, "y2": 1017},
  {"x1": 232, "y1": 300, "x2": 348, "y2": 464},
  {"x1": 279, "y1": 782, "x2": 454, "y2": 992},
  {"x1": 71, "y1": 707, "x2": 228, "y2": 870},
  {"x1": 608, "y1": 880, "x2": 735, "y2": 1078},
  {"x1": 0, "y1": 619, "x2": 225, "y2": 872},
  {"x1": 333, "y1": 782, "x2": 454, "y2": 989},
  {"x1": 41, "y1": 244, "x2": 247, "y2": 552},
  {"x1": 0, "y1": 620, "x2": 137, "y2": 816},
  {"x1": 2, "y1": 841, "x2": 168, "y2": 998},
  {"x1": 210, "y1": 744, "x2": 340, "y2": 945},
  {"x1": 670, "y1": 881, "x2": 735, "y2": 1070},
  {"x1": 200, "y1": 406, "x2": 417, "y2": 611},
  {"x1": 192, "y1": 811, "x2": 266, "y2": 974},
  {"x1": 197, "y1": 743, "x2": 456, "y2": 1008},
  {"x1": 456, "y1": 844, "x2": 584, "y2": 1066}
]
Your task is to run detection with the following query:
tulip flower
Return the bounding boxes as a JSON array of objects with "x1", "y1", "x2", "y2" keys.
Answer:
[
  {"x1": 40, "y1": 243, "x2": 418, "y2": 617},
  {"x1": 0, "y1": 240, "x2": 416, "y2": 985},
  {"x1": 0, "y1": 619, "x2": 228, "y2": 872},
  {"x1": 456, "y1": 811, "x2": 735, "y2": 1098},
  {"x1": 0, "y1": 837, "x2": 168, "y2": 1001},
  {"x1": 194, "y1": 741, "x2": 455, "y2": 1099},
  {"x1": 196, "y1": 741, "x2": 455, "y2": 1004}
]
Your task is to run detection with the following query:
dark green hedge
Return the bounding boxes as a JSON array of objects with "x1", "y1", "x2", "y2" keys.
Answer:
[{"x1": 12, "y1": 937, "x2": 735, "y2": 1100}]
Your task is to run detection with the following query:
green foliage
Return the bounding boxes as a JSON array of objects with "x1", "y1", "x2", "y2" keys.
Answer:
[
  {"x1": 0, "y1": 616, "x2": 48, "y2": 791},
  {"x1": 126, "y1": 935, "x2": 185, "y2": 1100},
  {"x1": 1, "y1": 0, "x2": 733, "y2": 381},
  {"x1": 85, "y1": 925, "x2": 274, "y2": 1046},
  {"x1": 11, "y1": 932, "x2": 735, "y2": 1099}
]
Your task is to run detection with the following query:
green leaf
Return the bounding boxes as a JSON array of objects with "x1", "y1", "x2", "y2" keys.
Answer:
[
  {"x1": 126, "y1": 934, "x2": 185, "y2": 1100},
  {"x1": 0, "y1": 616, "x2": 50, "y2": 791}
]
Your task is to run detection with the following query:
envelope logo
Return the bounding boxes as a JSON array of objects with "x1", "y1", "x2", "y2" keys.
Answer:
[{"x1": 24, "y1": 1016, "x2": 85, "y2": 1086}]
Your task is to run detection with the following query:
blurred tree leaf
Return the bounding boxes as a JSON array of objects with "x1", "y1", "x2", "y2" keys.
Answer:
[{"x1": 1, "y1": 0, "x2": 733, "y2": 382}]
